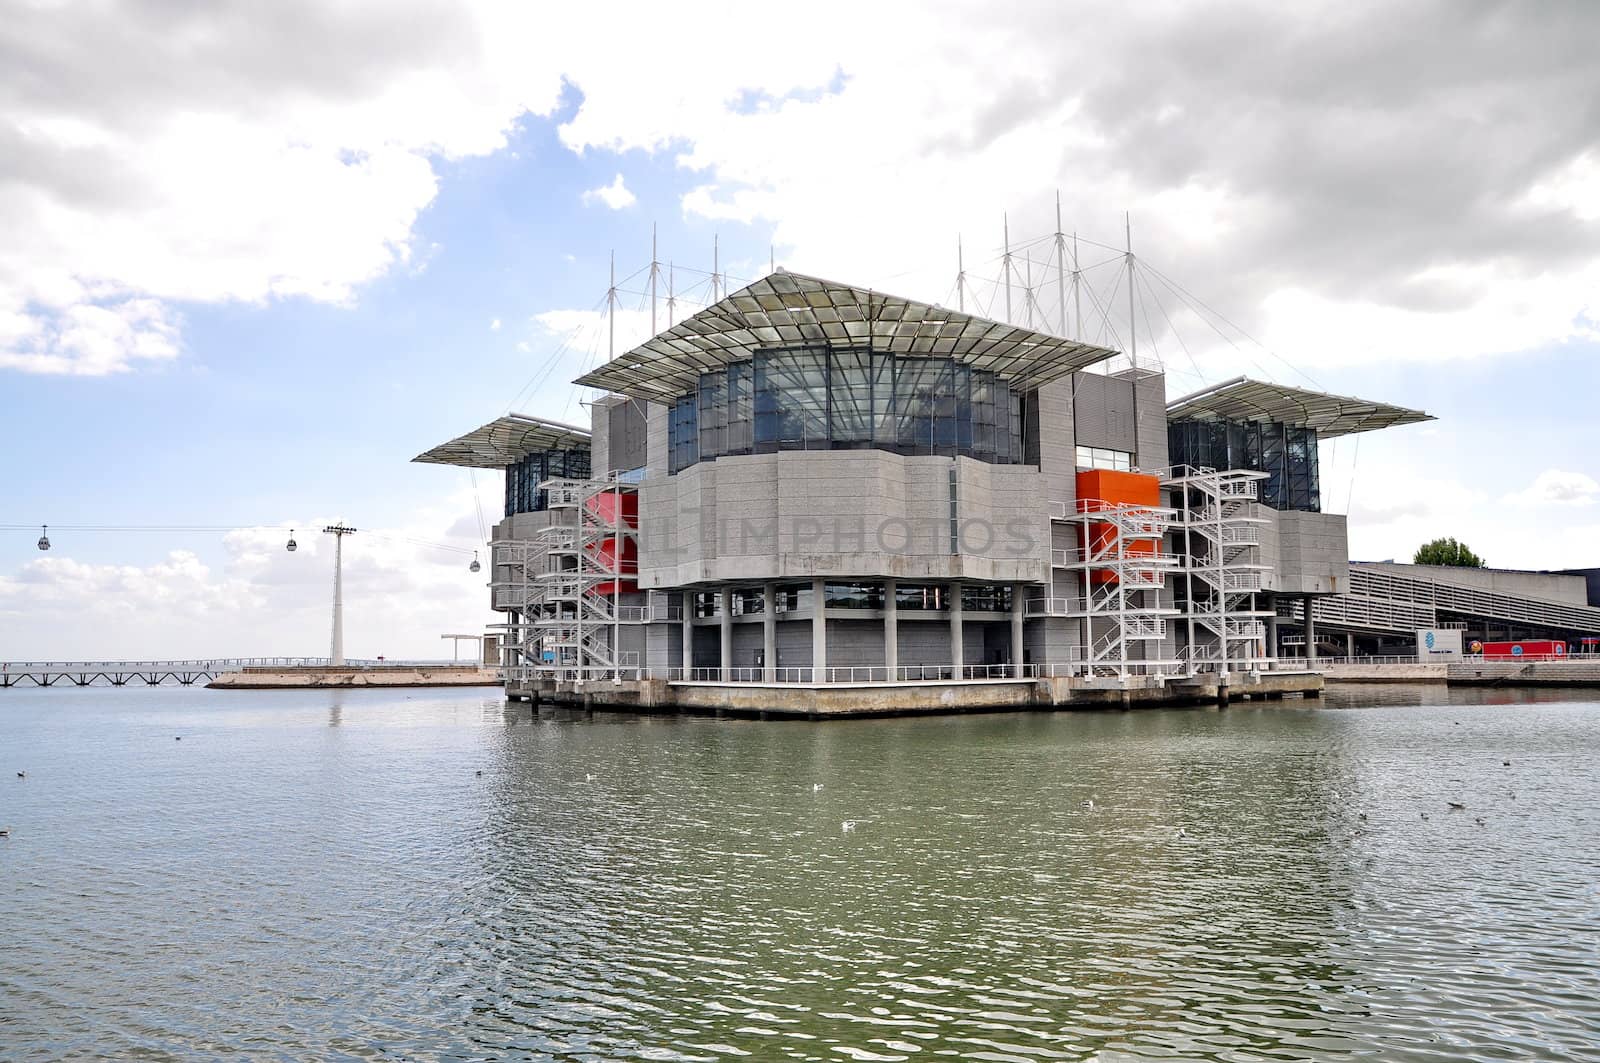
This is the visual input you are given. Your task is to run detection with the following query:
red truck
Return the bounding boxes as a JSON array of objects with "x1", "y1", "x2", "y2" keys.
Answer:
[{"x1": 1474, "y1": 639, "x2": 1568, "y2": 661}]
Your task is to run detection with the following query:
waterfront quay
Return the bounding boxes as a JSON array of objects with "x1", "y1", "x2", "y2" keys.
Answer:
[{"x1": 508, "y1": 665, "x2": 1323, "y2": 718}]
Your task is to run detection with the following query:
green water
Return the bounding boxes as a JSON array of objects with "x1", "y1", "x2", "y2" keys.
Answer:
[{"x1": 2, "y1": 684, "x2": 1597, "y2": 1060}]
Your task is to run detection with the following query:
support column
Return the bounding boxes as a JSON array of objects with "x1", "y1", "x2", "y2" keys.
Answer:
[
  {"x1": 1346, "y1": 631, "x2": 1355, "y2": 658},
  {"x1": 1303, "y1": 595, "x2": 1317, "y2": 659},
  {"x1": 949, "y1": 581, "x2": 965, "y2": 677},
  {"x1": 763, "y1": 583, "x2": 776, "y2": 682},
  {"x1": 1265, "y1": 610, "x2": 1279, "y2": 660},
  {"x1": 884, "y1": 578, "x2": 898, "y2": 681},
  {"x1": 1011, "y1": 582, "x2": 1026, "y2": 678},
  {"x1": 719, "y1": 588, "x2": 733, "y2": 678},
  {"x1": 680, "y1": 590, "x2": 694, "y2": 673},
  {"x1": 812, "y1": 578, "x2": 827, "y2": 681}
]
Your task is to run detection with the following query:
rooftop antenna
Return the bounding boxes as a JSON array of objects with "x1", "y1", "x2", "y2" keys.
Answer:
[
  {"x1": 322, "y1": 524, "x2": 357, "y2": 666},
  {"x1": 956, "y1": 235, "x2": 966, "y2": 313},
  {"x1": 607, "y1": 249, "x2": 617, "y2": 360},
  {"x1": 1003, "y1": 214, "x2": 1013, "y2": 325}
]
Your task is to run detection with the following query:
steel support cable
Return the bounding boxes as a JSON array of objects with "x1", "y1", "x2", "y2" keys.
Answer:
[
  {"x1": 1138, "y1": 260, "x2": 1324, "y2": 391},
  {"x1": 1141, "y1": 267, "x2": 1280, "y2": 385},
  {"x1": 2, "y1": 524, "x2": 476, "y2": 556}
]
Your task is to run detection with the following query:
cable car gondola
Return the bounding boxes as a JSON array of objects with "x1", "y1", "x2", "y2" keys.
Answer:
[
  {"x1": 286, "y1": 529, "x2": 297, "y2": 553},
  {"x1": 37, "y1": 525, "x2": 50, "y2": 551},
  {"x1": 469, "y1": 550, "x2": 481, "y2": 574}
]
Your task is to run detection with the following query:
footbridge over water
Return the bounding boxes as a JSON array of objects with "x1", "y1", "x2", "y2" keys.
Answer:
[{"x1": 0, "y1": 658, "x2": 435, "y2": 688}]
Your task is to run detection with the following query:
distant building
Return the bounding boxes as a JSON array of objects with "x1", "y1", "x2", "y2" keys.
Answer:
[{"x1": 416, "y1": 270, "x2": 1596, "y2": 697}]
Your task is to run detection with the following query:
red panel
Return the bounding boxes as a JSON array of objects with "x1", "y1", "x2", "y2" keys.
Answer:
[
  {"x1": 587, "y1": 535, "x2": 638, "y2": 595},
  {"x1": 584, "y1": 491, "x2": 639, "y2": 529}
]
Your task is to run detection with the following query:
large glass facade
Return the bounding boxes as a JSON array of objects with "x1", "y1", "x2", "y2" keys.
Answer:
[
  {"x1": 503, "y1": 448, "x2": 592, "y2": 516},
  {"x1": 668, "y1": 346, "x2": 1029, "y2": 473},
  {"x1": 1168, "y1": 419, "x2": 1321, "y2": 511}
]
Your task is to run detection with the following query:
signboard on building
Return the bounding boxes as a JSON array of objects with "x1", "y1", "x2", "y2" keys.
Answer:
[{"x1": 1416, "y1": 628, "x2": 1464, "y2": 661}]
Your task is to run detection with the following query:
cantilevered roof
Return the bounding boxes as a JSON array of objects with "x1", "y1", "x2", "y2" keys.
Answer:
[
  {"x1": 412, "y1": 414, "x2": 590, "y2": 469},
  {"x1": 573, "y1": 270, "x2": 1120, "y2": 402},
  {"x1": 1166, "y1": 376, "x2": 1434, "y2": 439}
]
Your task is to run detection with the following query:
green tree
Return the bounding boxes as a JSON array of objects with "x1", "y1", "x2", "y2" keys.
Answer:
[{"x1": 1413, "y1": 537, "x2": 1486, "y2": 568}]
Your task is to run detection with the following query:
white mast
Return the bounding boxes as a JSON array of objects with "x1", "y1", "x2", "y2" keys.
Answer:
[
  {"x1": 1072, "y1": 231, "x2": 1082, "y2": 341},
  {"x1": 1126, "y1": 212, "x2": 1137, "y2": 374},
  {"x1": 956, "y1": 235, "x2": 966, "y2": 313},
  {"x1": 1126, "y1": 212, "x2": 1140, "y2": 467},
  {"x1": 650, "y1": 224, "x2": 658, "y2": 335},
  {"x1": 607, "y1": 250, "x2": 617, "y2": 360},
  {"x1": 1002, "y1": 214, "x2": 1013, "y2": 325},
  {"x1": 323, "y1": 524, "x2": 356, "y2": 666},
  {"x1": 668, "y1": 261, "x2": 677, "y2": 327},
  {"x1": 1054, "y1": 191, "x2": 1067, "y2": 337},
  {"x1": 712, "y1": 234, "x2": 721, "y2": 301}
]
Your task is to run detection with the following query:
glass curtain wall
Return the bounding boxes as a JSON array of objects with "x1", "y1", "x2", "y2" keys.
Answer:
[
  {"x1": 503, "y1": 448, "x2": 592, "y2": 516},
  {"x1": 1168, "y1": 419, "x2": 1321, "y2": 511},
  {"x1": 669, "y1": 346, "x2": 1029, "y2": 473}
]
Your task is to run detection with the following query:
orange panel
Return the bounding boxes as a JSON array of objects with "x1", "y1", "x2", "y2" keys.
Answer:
[
  {"x1": 1076, "y1": 469, "x2": 1163, "y2": 585},
  {"x1": 1076, "y1": 469, "x2": 1160, "y2": 510}
]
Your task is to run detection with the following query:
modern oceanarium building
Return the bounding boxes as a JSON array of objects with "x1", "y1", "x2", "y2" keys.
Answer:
[{"x1": 415, "y1": 269, "x2": 1593, "y2": 712}]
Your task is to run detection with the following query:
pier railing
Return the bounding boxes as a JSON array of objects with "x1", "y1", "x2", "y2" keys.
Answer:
[{"x1": 1, "y1": 657, "x2": 489, "y2": 688}]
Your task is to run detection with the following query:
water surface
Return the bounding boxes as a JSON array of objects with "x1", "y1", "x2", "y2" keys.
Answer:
[{"x1": 3, "y1": 684, "x2": 1598, "y2": 1061}]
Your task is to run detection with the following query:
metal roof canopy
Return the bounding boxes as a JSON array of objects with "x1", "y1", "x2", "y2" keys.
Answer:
[
  {"x1": 1166, "y1": 376, "x2": 1434, "y2": 439},
  {"x1": 412, "y1": 414, "x2": 591, "y2": 469},
  {"x1": 573, "y1": 270, "x2": 1121, "y2": 402}
]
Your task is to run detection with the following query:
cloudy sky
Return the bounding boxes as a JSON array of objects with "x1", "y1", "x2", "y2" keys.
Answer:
[{"x1": 3, "y1": 0, "x2": 1598, "y2": 659}]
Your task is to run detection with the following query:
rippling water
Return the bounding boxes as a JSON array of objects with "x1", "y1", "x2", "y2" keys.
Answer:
[{"x1": 3, "y1": 684, "x2": 1599, "y2": 1061}]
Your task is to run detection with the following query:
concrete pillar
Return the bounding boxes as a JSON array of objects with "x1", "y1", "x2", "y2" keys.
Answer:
[
  {"x1": 1011, "y1": 582, "x2": 1026, "y2": 678},
  {"x1": 680, "y1": 590, "x2": 694, "y2": 673},
  {"x1": 884, "y1": 578, "x2": 898, "y2": 681},
  {"x1": 812, "y1": 577, "x2": 827, "y2": 681},
  {"x1": 719, "y1": 588, "x2": 733, "y2": 678},
  {"x1": 762, "y1": 583, "x2": 776, "y2": 682},
  {"x1": 1346, "y1": 631, "x2": 1355, "y2": 659},
  {"x1": 1303, "y1": 595, "x2": 1317, "y2": 659},
  {"x1": 949, "y1": 581, "x2": 965, "y2": 677},
  {"x1": 1265, "y1": 611, "x2": 1279, "y2": 659}
]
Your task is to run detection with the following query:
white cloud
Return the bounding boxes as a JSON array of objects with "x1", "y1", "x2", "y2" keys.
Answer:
[
  {"x1": 581, "y1": 172, "x2": 636, "y2": 210},
  {"x1": 10, "y1": 1, "x2": 1600, "y2": 379},
  {"x1": 1, "y1": 1, "x2": 567, "y2": 375},
  {"x1": 0, "y1": 488, "x2": 496, "y2": 659},
  {"x1": 490, "y1": 317, "x2": 501, "y2": 331},
  {"x1": 1503, "y1": 469, "x2": 1600, "y2": 507}
]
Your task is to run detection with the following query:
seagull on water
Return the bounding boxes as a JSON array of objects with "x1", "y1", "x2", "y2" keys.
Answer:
[
  {"x1": 1447, "y1": 801, "x2": 1466, "y2": 811},
  {"x1": 585, "y1": 773, "x2": 596, "y2": 782},
  {"x1": 15, "y1": 771, "x2": 24, "y2": 779},
  {"x1": 813, "y1": 783, "x2": 824, "y2": 792},
  {"x1": 841, "y1": 820, "x2": 857, "y2": 833},
  {"x1": 1420, "y1": 812, "x2": 1430, "y2": 820}
]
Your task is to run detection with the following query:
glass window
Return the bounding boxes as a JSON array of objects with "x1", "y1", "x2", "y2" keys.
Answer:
[
  {"x1": 503, "y1": 448, "x2": 590, "y2": 516},
  {"x1": 673, "y1": 348, "x2": 1029, "y2": 473},
  {"x1": 894, "y1": 583, "x2": 946, "y2": 610},
  {"x1": 829, "y1": 347, "x2": 872, "y2": 446},
  {"x1": 1075, "y1": 445, "x2": 1133, "y2": 471},
  {"x1": 824, "y1": 581, "x2": 884, "y2": 609},
  {"x1": 726, "y1": 360, "x2": 753, "y2": 455},
  {"x1": 774, "y1": 583, "x2": 812, "y2": 614},
  {"x1": 961, "y1": 584, "x2": 1013, "y2": 612},
  {"x1": 731, "y1": 588, "x2": 764, "y2": 615},
  {"x1": 693, "y1": 592, "x2": 721, "y2": 618}
]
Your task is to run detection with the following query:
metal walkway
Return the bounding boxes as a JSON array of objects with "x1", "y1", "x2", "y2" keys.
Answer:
[{"x1": 0, "y1": 658, "x2": 442, "y2": 688}]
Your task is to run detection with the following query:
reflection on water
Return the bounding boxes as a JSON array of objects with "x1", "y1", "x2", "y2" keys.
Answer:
[{"x1": 2, "y1": 685, "x2": 1598, "y2": 1061}]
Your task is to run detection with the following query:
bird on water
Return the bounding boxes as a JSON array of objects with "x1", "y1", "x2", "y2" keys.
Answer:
[
  {"x1": 841, "y1": 820, "x2": 857, "y2": 833},
  {"x1": 1448, "y1": 801, "x2": 1467, "y2": 811}
]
